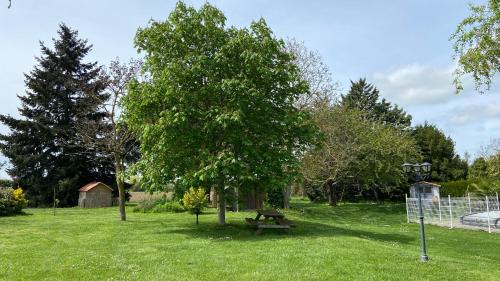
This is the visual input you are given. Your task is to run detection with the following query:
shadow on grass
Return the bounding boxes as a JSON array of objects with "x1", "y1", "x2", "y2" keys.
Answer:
[
  {"x1": 0, "y1": 211, "x2": 34, "y2": 218},
  {"x1": 152, "y1": 217, "x2": 414, "y2": 244}
]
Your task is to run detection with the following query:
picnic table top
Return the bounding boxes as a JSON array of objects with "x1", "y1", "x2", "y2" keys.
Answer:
[{"x1": 257, "y1": 209, "x2": 284, "y2": 218}]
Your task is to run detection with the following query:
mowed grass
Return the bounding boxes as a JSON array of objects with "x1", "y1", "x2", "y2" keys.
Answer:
[{"x1": 1, "y1": 199, "x2": 499, "y2": 281}]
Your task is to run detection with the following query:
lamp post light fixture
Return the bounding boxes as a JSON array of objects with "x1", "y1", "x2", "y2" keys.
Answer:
[{"x1": 402, "y1": 162, "x2": 432, "y2": 262}]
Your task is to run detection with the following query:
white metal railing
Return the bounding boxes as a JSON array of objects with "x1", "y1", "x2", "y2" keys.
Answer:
[{"x1": 405, "y1": 193, "x2": 500, "y2": 233}]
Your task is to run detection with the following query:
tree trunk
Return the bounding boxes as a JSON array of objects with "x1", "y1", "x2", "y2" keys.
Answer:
[
  {"x1": 196, "y1": 213, "x2": 199, "y2": 225},
  {"x1": 217, "y1": 188, "x2": 226, "y2": 225},
  {"x1": 373, "y1": 187, "x2": 380, "y2": 204},
  {"x1": 233, "y1": 187, "x2": 238, "y2": 212},
  {"x1": 115, "y1": 159, "x2": 126, "y2": 221},
  {"x1": 210, "y1": 186, "x2": 217, "y2": 208},
  {"x1": 117, "y1": 178, "x2": 126, "y2": 221},
  {"x1": 283, "y1": 186, "x2": 292, "y2": 209},
  {"x1": 327, "y1": 180, "x2": 337, "y2": 207}
]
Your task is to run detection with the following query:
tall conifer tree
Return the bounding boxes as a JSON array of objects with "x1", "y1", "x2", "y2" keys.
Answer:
[
  {"x1": 341, "y1": 78, "x2": 412, "y2": 129},
  {"x1": 0, "y1": 24, "x2": 114, "y2": 206}
]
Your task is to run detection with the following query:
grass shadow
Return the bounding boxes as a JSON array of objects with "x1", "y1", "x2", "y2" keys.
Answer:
[{"x1": 153, "y1": 217, "x2": 414, "y2": 245}]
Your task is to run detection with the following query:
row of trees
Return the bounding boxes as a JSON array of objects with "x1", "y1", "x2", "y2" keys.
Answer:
[
  {"x1": 300, "y1": 77, "x2": 469, "y2": 205},
  {"x1": 0, "y1": 1, "x2": 489, "y2": 224}
]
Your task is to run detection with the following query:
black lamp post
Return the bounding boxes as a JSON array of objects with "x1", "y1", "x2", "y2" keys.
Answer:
[{"x1": 402, "y1": 162, "x2": 431, "y2": 262}]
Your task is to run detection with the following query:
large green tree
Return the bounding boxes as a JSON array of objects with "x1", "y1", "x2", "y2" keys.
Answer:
[
  {"x1": 450, "y1": 0, "x2": 499, "y2": 94},
  {"x1": 411, "y1": 123, "x2": 468, "y2": 182},
  {"x1": 341, "y1": 78, "x2": 412, "y2": 129},
  {"x1": 0, "y1": 24, "x2": 114, "y2": 206},
  {"x1": 124, "y1": 2, "x2": 316, "y2": 225}
]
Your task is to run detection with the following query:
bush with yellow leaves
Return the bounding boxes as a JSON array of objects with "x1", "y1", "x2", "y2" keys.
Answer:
[
  {"x1": 0, "y1": 187, "x2": 28, "y2": 216},
  {"x1": 182, "y1": 187, "x2": 208, "y2": 224}
]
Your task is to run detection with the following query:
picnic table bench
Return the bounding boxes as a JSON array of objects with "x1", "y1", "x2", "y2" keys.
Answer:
[{"x1": 246, "y1": 209, "x2": 296, "y2": 234}]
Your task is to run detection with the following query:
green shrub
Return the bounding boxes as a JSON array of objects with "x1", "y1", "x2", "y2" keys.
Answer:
[
  {"x1": 466, "y1": 179, "x2": 500, "y2": 196},
  {"x1": 0, "y1": 187, "x2": 28, "y2": 216},
  {"x1": 267, "y1": 188, "x2": 285, "y2": 208},
  {"x1": 0, "y1": 179, "x2": 13, "y2": 188},
  {"x1": 440, "y1": 179, "x2": 500, "y2": 197},
  {"x1": 152, "y1": 201, "x2": 185, "y2": 213},
  {"x1": 132, "y1": 198, "x2": 186, "y2": 213},
  {"x1": 439, "y1": 179, "x2": 472, "y2": 197},
  {"x1": 132, "y1": 199, "x2": 156, "y2": 213},
  {"x1": 304, "y1": 180, "x2": 326, "y2": 202}
]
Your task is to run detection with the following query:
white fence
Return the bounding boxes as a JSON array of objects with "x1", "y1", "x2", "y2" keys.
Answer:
[{"x1": 406, "y1": 193, "x2": 500, "y2": 233}]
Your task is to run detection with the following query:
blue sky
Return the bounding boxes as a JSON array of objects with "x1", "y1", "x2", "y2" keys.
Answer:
[{"x1": 0, "y1": 0, "x2": 499, "y2": 178}]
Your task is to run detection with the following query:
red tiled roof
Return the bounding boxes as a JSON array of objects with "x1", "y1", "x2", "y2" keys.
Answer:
[{"x1": 78, "y1": 182, "x2": 112, "y2": 192}]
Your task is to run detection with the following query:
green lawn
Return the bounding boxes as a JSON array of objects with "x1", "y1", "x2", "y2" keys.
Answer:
[{"x1": 1, "y1": 199, "x2": 499, "y2": 281}]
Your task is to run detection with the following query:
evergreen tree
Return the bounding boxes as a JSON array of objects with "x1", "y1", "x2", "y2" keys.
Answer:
[
  {"x1": 0, "y1": 24, "x2": 114, "y2": 206},
  {"x1": 411, "y1": 123, "x2": 468, "y2": 182},
  {"x1": 341, "y1": 78, "x2": 412, "y2": 129}
]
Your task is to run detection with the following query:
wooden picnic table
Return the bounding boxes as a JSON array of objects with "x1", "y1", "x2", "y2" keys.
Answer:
[{"x1": 246, "y1": 209, "x2": 295, "y2": 234}]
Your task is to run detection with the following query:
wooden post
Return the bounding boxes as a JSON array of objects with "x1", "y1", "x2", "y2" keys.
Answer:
[
  {"x1": 438, "y1": 196, "x2": 442, "y2": 222},
  {"x1": 448, "y1": 195, "x2": 453, "y2": 228},
  {"x1": 217, "y1": 187, "x2": 226, "y2": 226},
  {"x1": 486, "y1": 196, "x2": 491, "y2": 233},
  {"x1": 468, "y1": 193, "x2": 472, "y2": 214},
  {"x1": 53, "y1": 186, "x2": 56, "y2": 216},
  {"x1": 405, "y1": 194, "x2": 409, "y2": 223}
]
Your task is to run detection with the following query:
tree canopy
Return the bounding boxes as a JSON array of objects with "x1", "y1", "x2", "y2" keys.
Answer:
[
  {"x1": 412, "y1": 123, "x2": 468, "y2": 182},
  {"x1": 301, "y1": 105, "x2": 420, "y2": 204},
  {"x1": 450, "y1": 0, "x2": 499, "y2": 94},
  {"x1": 124, "y1": 2, "x2": 317, "y2": 225}
]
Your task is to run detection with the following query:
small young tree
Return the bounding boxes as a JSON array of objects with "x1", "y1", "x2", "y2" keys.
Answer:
[
  {"x1": 183, "y1": 188, "x2": 208, "y2": 225},
  {"x1": 76, "y1": 58, "x2": 142, "y2": 221}
]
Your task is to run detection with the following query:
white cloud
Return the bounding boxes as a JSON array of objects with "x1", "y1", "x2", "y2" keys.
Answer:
[
  {"x1": 373, "y1": 64, "x2": 457, "y2": 107},
  {"x1": 372, "y1": 63, "x2": 500, "y2": 157},
  {"x1": 446, "y1": 101, "x2": 500, "y2": 125}
]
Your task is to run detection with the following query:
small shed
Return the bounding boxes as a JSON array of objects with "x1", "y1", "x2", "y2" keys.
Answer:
[
  {"x1": 410, "y1": 181, "x2": 441, "y2": 202},
  {"x1": 78, "y1": 182, "x2": 113, "y2": 208}
]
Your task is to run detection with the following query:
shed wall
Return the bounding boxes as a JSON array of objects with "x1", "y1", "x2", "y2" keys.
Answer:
[{"x1": 78, "y1": 184, "x2": 112, "y2": 208}]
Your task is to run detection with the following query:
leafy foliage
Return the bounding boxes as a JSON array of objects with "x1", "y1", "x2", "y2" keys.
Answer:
[
  {"x1": 450, "y1": 0, "x2": 499, "y2": 94},
  {"x1": 467, "y1": 179, "x2": 500, "y2": 196},
  {"x1": 302, "y1": 105, "x2": 420, "y2": 204},
  {"x1": 0, "y1": 179, "x2": 13, "y2": 188},
  {"x1": 411, "y1": 123, "x2": 468, "y2": 182},
  {"x1": 267, "y1": 188, "x2": 285, "y2": 208},
  {"x1": 132, "y1": 198, "x2": 185, "y2": 213},
  {"x1": 182, "y1": 188, "x2": 208, "y2": 213},
  {"x1": 183, "y1": 187, "x2": 208, "y2": 224},
  {"x1": 440, "y1": 178, "x2": 500, "y2": 197},
  {"x1": 124, "y1": 2, "x2": 317, "y2": 224},
  {"x1": 469, "y1": 157, "x2": 490, "y2": 179},
  {"x1": 0, "y1": 24, "x2": 114, "y2": 206},
  {"x1": 341, "y1": 78, "x2": 412, "y2": 129},
  {"x1": 0, "y1": 187, "x2": 28, "y2": 216},
  {"x1": 439, "y1": 179, "x2": 473, "y2": 197}
]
